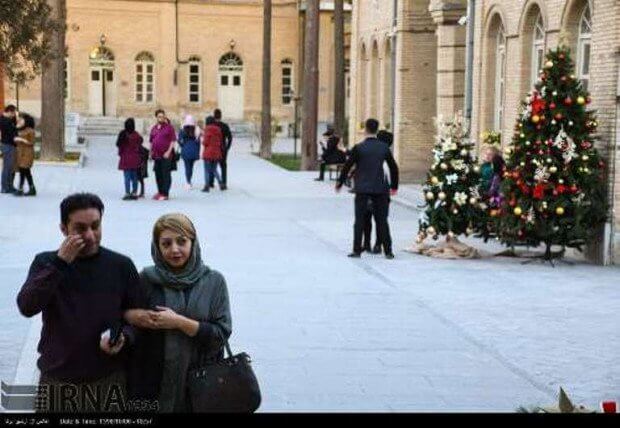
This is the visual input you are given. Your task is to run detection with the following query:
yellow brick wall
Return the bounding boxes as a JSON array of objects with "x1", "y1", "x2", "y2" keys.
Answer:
[{"x1": 3, "y1": 0, "x2": 340, "y2": 126}]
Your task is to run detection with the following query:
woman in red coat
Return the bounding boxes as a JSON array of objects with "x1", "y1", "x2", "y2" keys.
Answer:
[
  {"x1": 201, "y1": 116, "x2": 224, "y2": 192},
  {"x1": 117, "y1": 118, "x2": 144, "y2": 200}
]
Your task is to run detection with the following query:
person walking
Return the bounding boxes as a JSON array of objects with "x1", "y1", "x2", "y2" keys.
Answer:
[
  {"x1": 201, "y1": 116, "x2": 224, "y2": 192},
  {"x1": 13, "y1": 113, "x2": 37, "y2": 197},
  {"x1": 0, "y1": 105, "x2": 18, "y2": 194},
  {"x1": 212, "y1": 109, "x2": 232, "y2": 190},
  {"x1": 17, "y1": 193, "x2": 142, "y2": 412},
  {"x1": 123, "y1": 213, "x2": 232, "y2": 412},
  {"x1": 336, "y1": 119, "x2": 399, "y2": 259},
  {"x1": 178, "y1": 115, "x2": 201, "y2": 190},
  {"x1": 314, "y1": 129, "x2": 347, "y2": 181},
  {"x1": 149, "y1": 110, "x2": 177, "y2": 201},
  {"x1": 116, "y1": 118, "x2": 143, "y2": 201},
  {"x1": 137, "y1": 140, "x2": 150, "y2": 199}
]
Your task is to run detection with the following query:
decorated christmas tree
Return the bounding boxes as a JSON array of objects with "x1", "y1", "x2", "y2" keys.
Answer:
[
  {"x1": 417, "y1": 113, "x2": 484, "y2": 243},
  {"x1": 498, "y1": 45, "x2": 607, "y2": 259}
]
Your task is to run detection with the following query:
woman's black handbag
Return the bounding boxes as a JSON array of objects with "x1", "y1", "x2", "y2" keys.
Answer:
[{"x1": 188, "y1": 341, "x2": 261, "y2": 413}]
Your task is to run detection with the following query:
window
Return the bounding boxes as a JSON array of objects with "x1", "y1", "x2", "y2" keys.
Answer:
[
  {"x1": 494, "y1": 25, "x2": 506, "y2": 131},
  {"x1": 281, "y1": 59, "x2": 293, "y2": 105},
  {"x1": 531, "y1": 14, "x2": 545, "y2": 87},
  {"x1": 577, "y1": 4, "x2": 592, "y2": 92},
  {"x1": 188, "y1": 56, "x2": 201, "y2": 103},
  {"x1": 135, "y1": 51, "x2": 155, "y2": 103}
]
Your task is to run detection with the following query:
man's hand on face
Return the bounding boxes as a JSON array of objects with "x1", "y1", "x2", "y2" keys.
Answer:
[
  {"x1": 100, "y1": 332, "x2": 125, "y2": 355},
  {"x1": 57, "y1": 235, "x2": 86, "y2": 264}
]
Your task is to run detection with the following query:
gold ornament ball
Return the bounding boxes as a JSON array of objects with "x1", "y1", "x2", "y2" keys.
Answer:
[
  {"x1": 438, "y1": 192, "x2": 447, "y2": 201},
  {"x1": 514, "y1": 207, "x2": 523, "y2": 216},
  {"x1": 453, "y1": 209, "x2": 459, "y2": 215},
  {"x1": 426, "y1": 192, "x2": 435, "y2": 201},
  {"x1": 447, "y1": 231, "x2": 455, "y2": 238},
  {"x1": 545, "y1": 60, "x2": 554, "y2": 68},
  {"x1": 532, "y1": 115, "x2": 540, "y2": 124},
  {"x1": 505, "y1": 147, "x2": 513, "y2": 156},
  {"x1": 473, "y1": 166, "x2": 481, "y2": 173},
  {"x1": 582, "y1": 155, "x2": 589, "y2": 161},
  {"x1": 577, "y1": 96, "x2": 586, "y2": 105},
  {"x1": 427, "y1": 226, "x2": 436, "y2": 235},
  {"x1": 549, "y1": 166, "x2": 558, "y2": 173},
  {"x1": 556, "y1": 207, "x2": 565, "y2": 216},
  {"x1": 430, "y1": 176, "x2": 439, "y2": 185},
  {"x1": 469, "y1": 197, "x2": 477, "y2": 205},
  {"x1": 440, "y1": 163, "x2": 448, "y2": 170},
  {"x1": 466, "y1": 227, "x2": 474, "y2": 235}
]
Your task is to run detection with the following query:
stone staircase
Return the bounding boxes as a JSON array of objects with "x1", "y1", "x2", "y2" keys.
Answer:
[{"x1": 78, "y1": 116, "x2": 125, "y2": 139}]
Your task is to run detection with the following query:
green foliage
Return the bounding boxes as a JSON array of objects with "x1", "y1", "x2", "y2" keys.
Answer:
[
  {"x1": 0, "y1": 0, "x2": 62, "y2": 84},
  {"x1": 418, "y1": 113, "x2": 485, "y2": 240},
  {"x1": 498, "y1": 46, "x2": 608, "y2": 253},
  {"x1": 263, "y1": 153, "x2": 300, "y2": 171}
]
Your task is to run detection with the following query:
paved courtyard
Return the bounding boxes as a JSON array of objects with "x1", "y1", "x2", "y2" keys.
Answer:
[{"x1": 0, "y1": 135, "x2": 618, "y2": 412}]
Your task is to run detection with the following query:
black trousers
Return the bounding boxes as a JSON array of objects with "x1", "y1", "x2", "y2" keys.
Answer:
[
  {"x1": 354, "y1": 193, "x2": 392, "y2": 254},
  {"x1": 363, "y1": 197, "x2": 391, "y2": 249},
  {"x1": 153, "y1": 159, "x2": 173, "y2": 197},
  {"x1": 18, "y1": 168, "x2": 34, "y2": 189}
]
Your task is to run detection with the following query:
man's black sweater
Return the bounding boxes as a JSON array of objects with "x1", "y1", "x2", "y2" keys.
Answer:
[{"x1": 17, "y1": 247, "x2": 141, "y2": 382}]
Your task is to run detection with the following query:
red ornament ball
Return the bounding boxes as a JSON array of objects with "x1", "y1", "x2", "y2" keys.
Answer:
[
  {"x1": 564, "y1": 97, "x2": 573, "y2": 106},
  {"x1": 559, "y1": 54, "x2": 565, "y2": 60},
  {"x1": 555, "y1": 113, "x2": 563, "y2": 121},
  {"x1": 586, "y1": 96, "x2": 592, "y2": 104},
  {"x1": 549, "y1": 102, "x2": 557, "y2": 110},
  {"x1": 561, "y1": 76, "x2": 567, "y2": 82}
]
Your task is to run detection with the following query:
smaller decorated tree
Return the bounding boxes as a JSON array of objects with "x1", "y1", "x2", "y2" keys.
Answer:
[
  {"x1": 417, "y1": 113, "x2": 484, "y2": 243},
  {"x1": 498, "y1": 45, "x2": 607, "y2": 259}
]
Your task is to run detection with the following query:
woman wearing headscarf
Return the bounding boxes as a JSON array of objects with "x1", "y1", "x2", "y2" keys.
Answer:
[
  {"x1": 178, "y1": 115, "x2": 201, "y2": 190},
  {"x1": 124, "y1": 213, "x2": 232, "y2": 412},
  {"x1": 116, "y1": 118, "x2": 144, "y2": 200}
]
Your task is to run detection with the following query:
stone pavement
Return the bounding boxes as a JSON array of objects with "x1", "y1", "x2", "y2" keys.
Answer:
[{"x1": 0, "y1": 136, "x2": 619, "y2": 412}]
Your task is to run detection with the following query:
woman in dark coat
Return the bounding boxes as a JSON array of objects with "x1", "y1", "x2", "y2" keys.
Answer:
[
  {"x1": 117, "y1": 118, "x2": 144, "y2": 200},
  {"x1": 124, "y1": 213, "x2": 232, "y2": 412}
]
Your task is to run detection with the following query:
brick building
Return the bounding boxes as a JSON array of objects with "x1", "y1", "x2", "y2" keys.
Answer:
[
  {"x1": 2, "y1": 0, "x2": 351, "y2": 133},
  {"x1": 350, "y1": 0, "x2": 619, "y2": 263}
]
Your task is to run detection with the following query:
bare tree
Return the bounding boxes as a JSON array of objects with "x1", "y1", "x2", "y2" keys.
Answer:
[
  {"x1": 40, "y1": 0, "x2": 66, "y2": 161},
  {"x1": 301, "y1": 0, "x2": 320, "y2": 171},
  {"x1": 260, "y1": 0, "x2": 273, "y2": 159},
  {"x1": 333, "y1": 0, "x2": 346, "y2": 140}
]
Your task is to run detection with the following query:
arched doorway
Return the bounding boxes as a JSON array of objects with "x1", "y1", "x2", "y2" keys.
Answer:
[
  {"x1": 217, "y1": 52, "x2": 244, "y2": 120},
  {"x1": 88, "y1": 45, "x2": 116, "y2": 116}
]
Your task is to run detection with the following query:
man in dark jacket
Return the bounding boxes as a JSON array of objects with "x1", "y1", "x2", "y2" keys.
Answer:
[
  {"x1": 17, "y1": 193, "x2": 142, "y2": 412},
  {"x1": 0, "y1": 105, "x2": 18, "y2": 194},
  {"x1": 336, "y1": 119, "x2": 399, "y2": 259},
  {"x1": 315, "y1": 129, "x2": 347, "y2": 181},
  {"x1": 211, "y1": 108, "x2": 232, "y2": 190}
]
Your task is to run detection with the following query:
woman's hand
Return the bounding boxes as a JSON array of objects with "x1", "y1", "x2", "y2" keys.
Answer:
[
  {"x1": 152, "y1": 306, "x2": 183, "y2": 330},
  {"x1": 124, "y1": 309, "x2": 158, "y2": 329}
]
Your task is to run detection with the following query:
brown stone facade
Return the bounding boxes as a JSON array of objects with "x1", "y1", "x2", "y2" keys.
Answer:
[
  {"x1": 2, "y1": 0, "x2": 350, "y2": 131},
  {"x1": 350, "y1": 0, "x2": 619, "y2": 263}
]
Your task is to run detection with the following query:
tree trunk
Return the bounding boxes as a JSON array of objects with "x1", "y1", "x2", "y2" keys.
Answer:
[
  {"x1": 333, "y1": 0, "x2": 346, "y2": 140},
  {"x1": 301, "y1": 0, "x2": 320, "y2": 171},
  {"x1": 260, "y1": 0, "x2": 273, "y2": 159},
  {"x1": 40, "y1": 0, "x2": 66, "y2": 161}
]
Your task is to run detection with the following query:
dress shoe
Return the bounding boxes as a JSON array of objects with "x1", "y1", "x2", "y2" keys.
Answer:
[
  {"x1": 347, "y1": 252, "x2": 361, "y2": 258},
  {"x1": 362, "y1": 246, "x2": 371, "y2": 253},
  {"x1": 13, "y1": 189, "x2": 24, "y2": 197},
  {"x1": 371, "y1": 244, "x2": 382, "y2": 254},
  {"x1": 385, "y1": 253, "x2": 395, "y2": 260},
  {"x1": 25, "y1": 187, "x2": 36, "y2": 196},
  {"x1": 202, "y1": 186, "x2": 210, "y2": 193}
]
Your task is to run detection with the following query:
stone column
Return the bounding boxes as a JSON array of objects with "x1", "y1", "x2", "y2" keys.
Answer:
[
  {"x1": 429, "y1": 0, "x2": 467, "y2": 119},
  {"x1": 393, "y1": 0, "x2": 437, "y2": 183}
]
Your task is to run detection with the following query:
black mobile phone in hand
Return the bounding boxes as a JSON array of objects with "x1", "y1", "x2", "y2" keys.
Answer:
[{"x1": 108, "y1": 323, "x2": 122, "y2": 347}]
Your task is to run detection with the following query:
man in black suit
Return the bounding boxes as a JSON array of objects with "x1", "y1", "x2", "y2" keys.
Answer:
[
  {"x1": 212, "y1": 108, "x2": 233, "y2": 190},
  {"x1": 336, "y1": 119, "x2": 399, "y2": 259}
]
